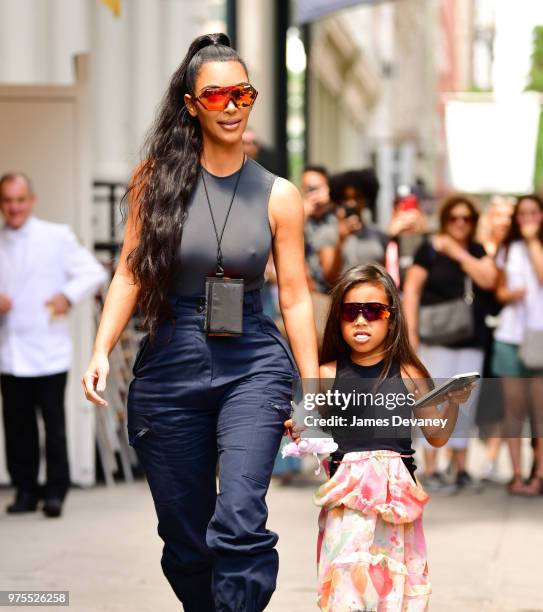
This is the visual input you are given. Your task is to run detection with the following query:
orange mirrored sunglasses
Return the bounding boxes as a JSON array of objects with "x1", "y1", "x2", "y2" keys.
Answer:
[{"x1": 194, "y1": 83, "x2": 258, "y2": 111}]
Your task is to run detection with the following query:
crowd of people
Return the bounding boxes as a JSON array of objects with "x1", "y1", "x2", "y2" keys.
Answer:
[{"x1": 262, "y1": 160, "x2": 543, "y2": 497}]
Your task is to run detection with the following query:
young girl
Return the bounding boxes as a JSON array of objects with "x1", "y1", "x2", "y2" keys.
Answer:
[{"x1": 307, "y1": 264, "x2": 474, "y2": 612}]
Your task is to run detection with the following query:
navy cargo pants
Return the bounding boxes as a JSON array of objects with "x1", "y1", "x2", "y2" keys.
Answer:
[{"x1": 127, "y1": 291, "x2": 297, "y2": 612}]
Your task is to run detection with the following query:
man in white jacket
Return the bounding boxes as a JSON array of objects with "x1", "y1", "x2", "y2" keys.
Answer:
[{"x1": 0, "y1": 173, "x2": 106, "y2": 517}]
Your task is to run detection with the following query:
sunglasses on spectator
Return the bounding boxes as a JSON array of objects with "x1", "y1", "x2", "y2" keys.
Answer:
[
  {"x1": 340, "y1": 302, "x2": 393, "y2": 323},
  {"x1": 194, "y1": 83, "x2": 258, "y2": 111},
  {"x1": 447, "y1": 214, "x2": 473, "y2": 224}
]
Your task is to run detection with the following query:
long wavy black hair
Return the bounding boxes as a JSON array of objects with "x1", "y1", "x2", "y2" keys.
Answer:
[
  {"x1": 320, "y1": 264, "x2": 431, "y2": 383},
  {"x1": 123, "y1": 33, "x2": 248, "y2": 336}
]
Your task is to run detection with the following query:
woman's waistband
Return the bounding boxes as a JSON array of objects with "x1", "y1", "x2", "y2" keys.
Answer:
[{"x1": 167, "y1": 289, "x2": 263, "y2": 314}]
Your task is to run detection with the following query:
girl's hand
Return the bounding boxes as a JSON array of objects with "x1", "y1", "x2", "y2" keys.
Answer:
[
  {"x1": 82, "y1": 351, "x2": 110, "y2": 407},
  {"x1": 446, "y1": 382, "x2": 476, "y2": 407},
  {"x1": 283, "y1": 418, "x2": 305, "y2": 441}
]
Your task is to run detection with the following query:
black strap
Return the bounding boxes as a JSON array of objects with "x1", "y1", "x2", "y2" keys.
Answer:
[{"x1": 200, "y1": 155, "x2": 245, "y2": 277}]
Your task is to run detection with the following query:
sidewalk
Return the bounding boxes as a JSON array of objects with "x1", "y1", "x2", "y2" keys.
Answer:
[{"x1": 0, "y1": 441, "x2": 542, "y2": 611}]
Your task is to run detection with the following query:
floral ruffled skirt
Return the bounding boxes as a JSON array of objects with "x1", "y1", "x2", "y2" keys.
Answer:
[{"x1": 314, "y1": 450, "x2": 431, "y2": 612}]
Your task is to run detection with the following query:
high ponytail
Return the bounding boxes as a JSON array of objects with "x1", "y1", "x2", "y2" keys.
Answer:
[{"x1": 123, "y1": 34, "x2": 248, "y2": 337}]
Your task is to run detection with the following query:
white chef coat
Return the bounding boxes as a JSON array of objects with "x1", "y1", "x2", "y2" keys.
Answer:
[{"x1": 0, "y1": 216, "x2": 107, "y2": 376}]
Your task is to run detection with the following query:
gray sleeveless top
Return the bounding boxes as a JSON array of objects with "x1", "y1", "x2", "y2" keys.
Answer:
[{"x1": 172, "y1": 158, "x2": 276, "y2": 296}]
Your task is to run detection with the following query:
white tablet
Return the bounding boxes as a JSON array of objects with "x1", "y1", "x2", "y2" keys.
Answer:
[{"x1": 413, "y1": 372, "x2": 480, "y2": 409}]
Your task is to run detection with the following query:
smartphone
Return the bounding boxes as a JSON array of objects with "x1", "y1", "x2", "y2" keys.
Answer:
[
  {"x1": 398, "y1": 194, "x2": 418, "y2": 212},
  {"x1": 413, "y1": 372, "x2": 480, "y2": 409},
  {"x1": 340, "y1": 204, "x2": 359, "y2": 219}
]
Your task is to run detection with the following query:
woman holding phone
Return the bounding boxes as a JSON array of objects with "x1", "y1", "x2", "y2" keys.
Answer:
[{"x1": 82, "y1": 33, "x2": 318, "y2": 612}]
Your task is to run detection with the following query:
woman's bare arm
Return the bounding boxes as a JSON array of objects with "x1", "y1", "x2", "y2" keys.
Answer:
[
  {"x1": 82, "y1": 169, "x2": 144, "y2": 405},
  {"x1": 268, "y1": 177, "x2": 319, "y2": 381},
  {"x1": 458, "y1": 253, "x2": 498, "y2": 290},
  {"x1": 433, "y1": 234, "x2": 497, "y2": 290},
  {"x1": 93, "y1": 215, "x2": 141, "y2": 356},
  {"x1": 526, "y1": 238, "x2": 543, "y2": 283},
  {"x1": 402, "y1": 264, "x2": 428, "y2": 351},
  {"x1": 495, "y1": 268, "x2": 526, "y2": 305}
]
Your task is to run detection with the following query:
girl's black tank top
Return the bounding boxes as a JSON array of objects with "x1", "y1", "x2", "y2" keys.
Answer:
[{"x1": 327, "y1": 354, "x2": 417, "y2": 480}]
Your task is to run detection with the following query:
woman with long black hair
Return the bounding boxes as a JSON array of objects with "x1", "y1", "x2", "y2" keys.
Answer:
[{"x1": 82, "y1": 33, "x2": 319, "y2": 611}]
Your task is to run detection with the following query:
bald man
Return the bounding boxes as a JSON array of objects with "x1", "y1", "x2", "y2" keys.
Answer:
[{"x1": 0, "y1": 173, "x2": 106, "y2": 517}]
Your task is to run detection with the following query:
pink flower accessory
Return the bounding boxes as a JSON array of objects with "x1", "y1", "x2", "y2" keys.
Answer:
[{"x1": 281, "y1": 438, "x2": 338, "y2": 475}]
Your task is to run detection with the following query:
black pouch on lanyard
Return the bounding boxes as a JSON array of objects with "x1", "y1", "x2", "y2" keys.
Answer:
[
  {"x1": 204, "y1": 276, "x2": 244, "y2": 336},
  {"x1": 201, "y1": 156, "x2": 247, "y2": 336}
]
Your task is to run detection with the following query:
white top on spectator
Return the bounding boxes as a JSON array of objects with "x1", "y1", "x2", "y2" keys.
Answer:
[{"x1": 494, "y1": 240, "x2": 543, "y2": 344}]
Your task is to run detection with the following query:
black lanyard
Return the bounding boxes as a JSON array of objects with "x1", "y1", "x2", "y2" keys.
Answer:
[{"x1": 200, "y1": 155, "x2": 246, "y2": 278}]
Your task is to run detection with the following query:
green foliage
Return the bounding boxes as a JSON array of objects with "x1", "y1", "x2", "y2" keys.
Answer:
[
  {"x1": 534, "y1": 111, "x2": 543, "y2": 192},
  {"x1": 526, "y1": 25, "x2": 543, "y2": 92},
  {"x1": 527, "y1": 26, "x2": 543, "y2": 191}
]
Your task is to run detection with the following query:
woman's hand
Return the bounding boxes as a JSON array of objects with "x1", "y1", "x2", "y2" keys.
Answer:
[
  {"x1": 46, "y1": 293, "x2": 71, "y2": 317},
  {"x1": 302, "y1": 185, "x2": 329, "y2": 218},
  {"x1": 337, "y1": 207, "x2": 362, "y2": 242},
  {"x1": 82, "y1": 351, "x2": 110, "y2": 407},
  {"x1": 507, "y1": 287, "x2": 526, "y2": 303},
  {"x1": 520, "y1": 222, "x2": 540, "y2": 242},
  {"x1": 432, "y1": 234, "x2": 466, "y2": 261},
  {"x1": 0, "y1": 294, "x2": 12, "y2": 314},
  {"x1": 388, "y1": 209, "x2": 421, "y2": 237}
]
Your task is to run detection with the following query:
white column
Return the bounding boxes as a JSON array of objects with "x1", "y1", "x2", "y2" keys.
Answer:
[
  {"x1": 128, "y1": 0, "x2": 162, "y2": 161},
  {"x1": 398, "y1": 141, "x2": 416, "y2": 188},
  {"x1": 376, "y1": 143, "x2": 395, "y2": 229},
  {"x1": 0, "y1": 0, "x2": 41, "y2": 82},
  {"x1": 91, "y1": 0, "x2": 130, "y2": 181},
  {"x1": 372, "y1": 2, "x2": 395, "y2": 228},
  {"x1": 161, "y1": 0, "x2": 216, "y2": 85},
  {"x1": 237, "y1": 0, "x2": 275, "y2": 147},
  {"x1": 162, "y1": 0, "x2": 197, "y2": 82},
  {"x1": 48, "y1": 0, "x2": 90, "y2": 84}
]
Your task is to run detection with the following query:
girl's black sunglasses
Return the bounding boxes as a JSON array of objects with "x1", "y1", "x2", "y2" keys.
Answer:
[{"x1": 340, "y1": 302, "x2": 393, "y2": 323}]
